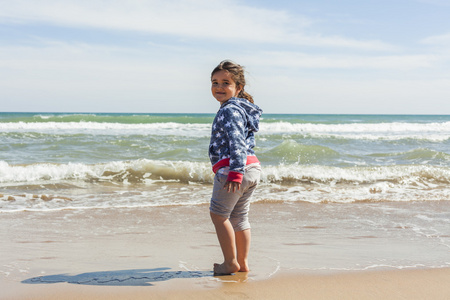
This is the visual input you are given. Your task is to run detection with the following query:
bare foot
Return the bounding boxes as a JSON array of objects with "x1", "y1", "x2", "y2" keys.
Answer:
[
  {"x1": 213, "y1": 261, "x2": 240, "y2": 275},
  {"x1": 239, "y1": 265, "x2": 250, "y2": 272},
  {"x1": 238, "y1": 259, "x2": 250, "y2": 272}
]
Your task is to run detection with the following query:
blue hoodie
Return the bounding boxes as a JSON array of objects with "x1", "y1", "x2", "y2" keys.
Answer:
[{"x1": 209, "y1": 97, "x2": 263, "y2": 183}]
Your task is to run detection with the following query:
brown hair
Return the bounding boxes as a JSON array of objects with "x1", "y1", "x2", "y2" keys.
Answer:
[{"x1": 211, "y1": 60, "x2": 254, "y2": 103}]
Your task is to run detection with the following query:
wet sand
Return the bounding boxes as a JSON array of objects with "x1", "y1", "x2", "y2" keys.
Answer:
[
  {"x1": 1, "y1": 201, "x2": 449, "y2": 299},
  {"x1": 3, "y1": 268, "x2": 450, "y2": 299}
]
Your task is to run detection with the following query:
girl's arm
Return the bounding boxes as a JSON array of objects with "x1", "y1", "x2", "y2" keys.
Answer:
[{"x1": 221, "y1": 107, "x2": 247, "y2": 183}]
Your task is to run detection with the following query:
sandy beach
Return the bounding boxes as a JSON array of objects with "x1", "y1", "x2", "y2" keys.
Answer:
[
  {"x1": 1, "y1": 201, "x2": 449, "y2": 299},
  {"x1": 3, "y1": 268, "x2": 450, "y2": 300}
]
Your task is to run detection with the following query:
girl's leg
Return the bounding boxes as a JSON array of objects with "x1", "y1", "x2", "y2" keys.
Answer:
[
  {"x1": 235, "y1": 229, "x2": 251, "y2": 272},
  {"x1": 230, "y1": 198, "x2": 252, "y2": 273},
  {"x1": 229, "y1": 168, "x2": 260, "y2": 272},
  {"x1": 210, "y1": 211, "x2": 240, "y2": 274}
]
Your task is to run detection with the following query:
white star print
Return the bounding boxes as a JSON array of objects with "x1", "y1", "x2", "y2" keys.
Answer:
[{"x1": 209, "y1": 99, "x2": 261, "y2": 174}]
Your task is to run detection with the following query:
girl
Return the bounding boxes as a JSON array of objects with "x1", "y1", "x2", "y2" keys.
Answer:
[{"x1": 209, "y1": 60, "x2": 263, "y2": 275}]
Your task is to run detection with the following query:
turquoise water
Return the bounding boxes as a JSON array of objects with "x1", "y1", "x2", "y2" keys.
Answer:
[
  {"x1": 1, "y1": 112, "x2": 450, "y2": 210},
  {"x1": 2, "y1": 113, "x2": 450, "y2": 165}
]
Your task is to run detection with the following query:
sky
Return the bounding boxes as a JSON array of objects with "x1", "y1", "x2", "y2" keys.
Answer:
[{"x1": 0, "y1": 0, "x2": 449, "y2": 114}]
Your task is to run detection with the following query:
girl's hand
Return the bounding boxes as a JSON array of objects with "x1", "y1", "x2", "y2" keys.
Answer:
[{"x1": 224, "y1": 181, "x2": 241, "y2": 193}]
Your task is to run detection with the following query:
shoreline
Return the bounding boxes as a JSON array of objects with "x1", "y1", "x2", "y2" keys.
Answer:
[{"x1": 1, "y1": 202, "x2": 449, "y2": 299}]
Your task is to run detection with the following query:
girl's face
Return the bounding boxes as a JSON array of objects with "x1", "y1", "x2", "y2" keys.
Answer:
[{"x1": 211, "y1": 70, "x2": 242, "y2": 104}]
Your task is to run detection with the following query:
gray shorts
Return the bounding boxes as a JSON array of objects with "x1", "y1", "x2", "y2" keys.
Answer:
[{"x1": 210, "y1": 165, "x2": 261, "y2": 232}]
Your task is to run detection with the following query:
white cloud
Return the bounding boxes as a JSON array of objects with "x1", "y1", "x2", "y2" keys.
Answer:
[
  {"x1": 0, "y1": 0, "x2": 394, "y2": 50},
  {"x1": 421, "y1": 33, "x2": 450, "y2": 45},
  {"x1": 1, "y1": 1, "x2": 448, "y2": 114},
  {"x1": 0, "y1": 39, "x2": 216, "y2": 112},
  {"x1": 1, "y1": 38, "x2": 449, "y2": 114},
  {"x1": 252, "y1": 74, "x2": 450, "y2": 114},
  {"x1": 241, "y1": 51, "x2": 440, "y2": 70}
]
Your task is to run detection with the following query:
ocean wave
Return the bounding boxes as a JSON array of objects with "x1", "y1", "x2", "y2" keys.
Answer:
[
  {"x1": 0, "y1": 160, "x2": 213, "y2": 184},
  {"x1": 3, "y1": 121, "x2": 450, "y2": 133},
  {"x1": 0, "y1": 113, "x2": 215, "y2": 124},
  {"x1": 261, "y1": 121, "x2": 450, "y2": 133},
  {"x1": 2, "y1": 161, "x2": 450, "y2": 212},
  {"x1": 369, "y1": 148, "x2": 450, "y2": 163},
  {"x1": 259, "y1": 140, "x2": 339, "y2": 164},
  {"x1": 1, "y1": 160, "x2": 449, "y2": 187},
  {"x1": 2, "y1": 121, "x2": 449, "y2": 141},
  {"x1": 261, "y1": 164, "x2": 450, "y2": 185},
  {"x1": 0, "y1": 121, "x2": 212, "y2": 136},
  {"x1": 259, "y1": 122, "x2": 450, "y2": 142}
]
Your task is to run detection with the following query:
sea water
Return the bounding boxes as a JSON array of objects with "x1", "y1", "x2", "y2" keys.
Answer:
[
  {"x1": 1, "y1": 112, "x2": 449, "y2": 271},
  {"x1": 1, "y1": 113, "x2": 450, "y2": 209}
]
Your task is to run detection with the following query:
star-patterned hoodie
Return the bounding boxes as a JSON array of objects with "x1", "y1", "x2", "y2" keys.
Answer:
[{"x1": 209, "y1": 97, "x2": 263, "y2": 183}]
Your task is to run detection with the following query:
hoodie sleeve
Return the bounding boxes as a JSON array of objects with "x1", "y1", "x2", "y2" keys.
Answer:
[{"x1": 221, "y1": 106, "x2": 248, "y2": 183}]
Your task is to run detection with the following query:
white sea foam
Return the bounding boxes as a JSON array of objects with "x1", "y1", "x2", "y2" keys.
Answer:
[
  {"x1": 2, "y1": 121, "x2": 450, "y2": 141},
  {"x1": 1, "y1": 159, "x2": 449, "y2": 213},
  {"x1": 260, "y1": 122, "x2": 450, "y2": 141},
  {"x1": 0, "y1": 120, "x2": 441, "y2": 134},
  {"x1": 0, "y1": 122, "x2": 212, "y2": 137},
  {"x1": 2, "y1": 160, "x2": 449, "y2": 185},
  {"x1": 261, "y1": 164, "x2": 450, "y2": 185},
  {"x1": 0, "y1": 160, "x2": 213, "y2": 184},
  {"x1": 262, "y1": 121, "x2": 450, "y2": 133}
]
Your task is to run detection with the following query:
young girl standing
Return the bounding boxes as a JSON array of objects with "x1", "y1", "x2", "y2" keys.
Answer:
[{"x1": 209, "y1": 60, "x2": 263, "y2": 275}]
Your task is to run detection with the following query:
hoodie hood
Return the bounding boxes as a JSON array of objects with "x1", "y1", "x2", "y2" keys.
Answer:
[{"x1": 220, "y1": 97, "x2": 263, "y2": 132}]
